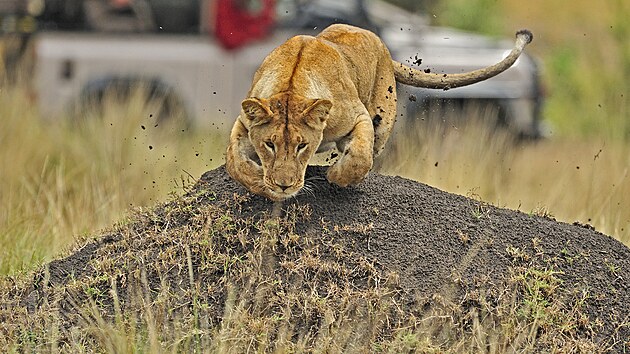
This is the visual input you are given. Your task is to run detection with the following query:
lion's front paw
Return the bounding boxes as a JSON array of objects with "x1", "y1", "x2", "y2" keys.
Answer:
[{"x1": 326, "y1": 154, "x2": 372, "y2": 187}]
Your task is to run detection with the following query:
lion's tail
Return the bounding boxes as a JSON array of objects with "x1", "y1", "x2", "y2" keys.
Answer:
[{"x1": 392, "y1": 29, "x2": 533, "y2": 90}]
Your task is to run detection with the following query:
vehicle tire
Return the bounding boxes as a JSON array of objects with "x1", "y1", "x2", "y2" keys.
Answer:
[{"x1": 74, "y1": 77, "x2": 189, "y2": 126}]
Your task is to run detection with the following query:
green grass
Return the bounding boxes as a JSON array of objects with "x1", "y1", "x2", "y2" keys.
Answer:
[{"x1": 429, "y1": 0, "x2": 630, "y2": 141}]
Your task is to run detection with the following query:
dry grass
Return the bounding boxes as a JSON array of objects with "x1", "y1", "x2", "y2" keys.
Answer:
[
  {"x1": 1, "y1": 84, "x2": 627, "y2": 351},
  {"x1": 1, "y1": 85, "x2": 629, "y2": 276},
  {"x1": 383, "y1": 0, "x2": 630, "y2": 245},
  {"x1": 379, "y1": 113, "x2": 630, "y2": 245},
  {"x1": 0, "y1": 83, "x2": 224, "y2": 274},
  {"x1": 1, "y1": 0, "x2": 628, "y2": 273}
]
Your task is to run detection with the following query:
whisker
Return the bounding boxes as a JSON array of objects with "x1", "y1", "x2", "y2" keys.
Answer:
[
  {"x1": 298, "y1": 182, "x2": 316, "y2": 198},
  {"x1": 305, "y1": 182, "x2": 318, "y2": 197}
]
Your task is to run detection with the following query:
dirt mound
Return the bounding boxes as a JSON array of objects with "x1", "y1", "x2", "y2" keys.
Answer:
[{"x1": 1, "y1": 165, "x2": 629, "y2": 352}]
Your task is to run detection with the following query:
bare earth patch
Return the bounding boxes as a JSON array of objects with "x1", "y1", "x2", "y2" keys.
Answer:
[{"x1": 1, "y1": 165, "x2": 629, "y2": 352}]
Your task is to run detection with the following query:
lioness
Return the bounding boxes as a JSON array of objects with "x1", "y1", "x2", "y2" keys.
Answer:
[{"x1": 226, "y1": 24, "x2": 533, "y2": 201}]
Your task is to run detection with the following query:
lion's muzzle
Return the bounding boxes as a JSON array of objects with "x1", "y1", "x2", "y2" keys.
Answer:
[{"x1": 263, "y1": 168, "x2": 305, "y2": 200}]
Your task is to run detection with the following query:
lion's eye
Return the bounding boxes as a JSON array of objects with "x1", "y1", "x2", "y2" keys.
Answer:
[
  {"x1": 265, "y1": 141, "x2": 275, "y2": 151},
  {"x1": 297, "y1": 143, "x2": 307, "y2": 151}
]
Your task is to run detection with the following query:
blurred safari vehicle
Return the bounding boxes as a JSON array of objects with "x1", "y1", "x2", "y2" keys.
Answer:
[{"x1": 2, "y1": 0, "x2": 544, "y2": 137}]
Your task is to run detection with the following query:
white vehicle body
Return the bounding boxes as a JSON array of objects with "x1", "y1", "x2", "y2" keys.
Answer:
[{"x1": 34, "y1": 31, "x2": 294, "y2": 132}]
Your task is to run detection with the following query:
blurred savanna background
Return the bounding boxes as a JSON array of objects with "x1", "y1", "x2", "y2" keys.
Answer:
[
  {"x1": 1, "y1": 0, "x2": 629, "y2": 277},
  {"x1": 382, "y1": 0, "x2": 630, "y2": 237}
]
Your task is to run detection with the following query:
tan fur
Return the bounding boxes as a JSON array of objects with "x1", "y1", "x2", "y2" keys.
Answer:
[{"x1": 226, "y1": 24, "x2": 532, "y2": 201}]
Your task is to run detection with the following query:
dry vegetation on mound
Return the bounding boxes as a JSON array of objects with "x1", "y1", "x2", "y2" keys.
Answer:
[{"x1": 2, "y1": 166, "x2": 628, "y2": 352}]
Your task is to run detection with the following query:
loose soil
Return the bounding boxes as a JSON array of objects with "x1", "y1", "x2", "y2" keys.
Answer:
[{"x1": 1, "y1": 165, "x2": 629, "y2": 352}]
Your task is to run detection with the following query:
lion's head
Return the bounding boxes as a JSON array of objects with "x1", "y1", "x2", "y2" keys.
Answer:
[{"x1": 241, "y1": 92, "x2": 332, "y2": 201}]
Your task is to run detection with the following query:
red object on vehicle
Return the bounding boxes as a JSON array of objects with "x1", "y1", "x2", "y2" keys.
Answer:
[
  {"x1": 214, "y1": 0, "x2": 275, "y2": 50},
  {"x1": 109, "y1": 0, "x2": 131, "y2": 9}
]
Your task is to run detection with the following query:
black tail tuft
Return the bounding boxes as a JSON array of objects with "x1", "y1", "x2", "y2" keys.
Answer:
[{"x1": 516, "y1": 29, "x2": 534, "y2": 44}]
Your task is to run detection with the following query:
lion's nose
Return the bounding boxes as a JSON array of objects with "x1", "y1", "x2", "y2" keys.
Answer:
[{"x1": 274, "y1": 178, "x2": 295, "y2": 192}]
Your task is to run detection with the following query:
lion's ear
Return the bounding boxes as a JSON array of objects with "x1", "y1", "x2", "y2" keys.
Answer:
[
  {"x1": 242, "y1": 98, "x2": 272, "y2": 126},
  {"x1": 302, "y1": 99, "x2": 332, "y2": 129}
]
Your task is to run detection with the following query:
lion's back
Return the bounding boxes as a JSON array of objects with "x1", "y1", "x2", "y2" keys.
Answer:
[
  {"x1": 249, "y1": 24, "x2": 390, "y2": 103},
  {"x1": 316, "y1": 24, "x2": 391, "y2": 103}
]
